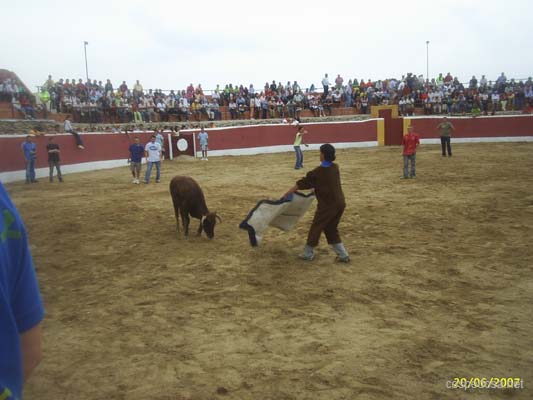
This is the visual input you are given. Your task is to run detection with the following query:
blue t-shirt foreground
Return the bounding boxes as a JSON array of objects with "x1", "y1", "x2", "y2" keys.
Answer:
[{"x1": 0, "y1": 183, "x2": 45, "y2": 400}]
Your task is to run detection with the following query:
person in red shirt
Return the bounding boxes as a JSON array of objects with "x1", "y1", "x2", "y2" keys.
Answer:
[
  {"x1": 522, "y1": 102, "x2": 533, "y2": 114},
  {"x1": 402, "y1": 125, "x2": 420, "y2": 178}
]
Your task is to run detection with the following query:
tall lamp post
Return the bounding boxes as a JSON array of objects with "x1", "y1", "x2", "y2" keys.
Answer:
[
  {"x1": 426, "y1": 40, "x2": 430, "y2": 84},
  {"x1": 83, "y1": 41, "x2": 91, "y2": 128},
  {"x1": 84, "y1": 41, "x2": 89, "y2": 82}
]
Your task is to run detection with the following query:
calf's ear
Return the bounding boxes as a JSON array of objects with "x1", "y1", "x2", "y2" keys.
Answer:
[{"x1": 215, "y1": 213, "x2": 222, "y2": 223}]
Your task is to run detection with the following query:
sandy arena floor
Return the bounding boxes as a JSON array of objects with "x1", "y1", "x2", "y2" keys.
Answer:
[{"x1": 6, "y1": 142, "x2": 533, "y2": 400}]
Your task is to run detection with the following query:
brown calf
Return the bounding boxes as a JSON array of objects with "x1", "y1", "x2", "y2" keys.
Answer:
[{"x1": 169, "y1": 176, "x2": 221, "y2": 239}]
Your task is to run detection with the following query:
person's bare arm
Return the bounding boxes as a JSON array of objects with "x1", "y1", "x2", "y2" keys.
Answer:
[{"x1": 20, "y1": 323, "x2": 43, "y2": 382}]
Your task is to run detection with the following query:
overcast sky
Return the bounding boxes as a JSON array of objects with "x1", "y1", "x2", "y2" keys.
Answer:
[{"x1": 3, "y1": 0, "x2": 532, "y2": 93}]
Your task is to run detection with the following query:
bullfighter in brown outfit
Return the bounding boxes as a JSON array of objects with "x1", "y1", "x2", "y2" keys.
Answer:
[{"x1": 284, "y1": 143, "x2": 350, "y2": 262}]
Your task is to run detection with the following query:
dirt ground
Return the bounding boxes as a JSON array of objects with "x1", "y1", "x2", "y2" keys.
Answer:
[{"x1": 6, "y1": 142, "x2": 533, "y2": 400}]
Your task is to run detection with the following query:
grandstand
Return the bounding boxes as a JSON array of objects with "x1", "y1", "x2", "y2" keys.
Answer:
[{"x1": 1, "y1": 68, "x2": 532, "y2": 134}]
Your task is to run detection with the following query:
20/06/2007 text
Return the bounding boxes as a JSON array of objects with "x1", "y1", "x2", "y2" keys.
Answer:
[{"x1": 446, "y1": 377, "x2": 524, "y2": 390}]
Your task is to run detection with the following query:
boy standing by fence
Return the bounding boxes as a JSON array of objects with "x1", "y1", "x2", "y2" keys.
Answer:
[
  {"x1": 198, "y1": 128, "x2": 209, "y2": 160},
  {"x1": 21, "y1": 136, "x2": 37, "y2": 184},
  {"x1": 437, "y1": 117, "x2": 455, "y2": 157},
  {"x1": 402, "y1": 125, "x2": 420, "y2": 179},
  {"x1": 144, "y1": 135, "x2": 162, "y2": 183},
  {"x1": 128, "y1": 137, "x2": 144, "y2": 184}
]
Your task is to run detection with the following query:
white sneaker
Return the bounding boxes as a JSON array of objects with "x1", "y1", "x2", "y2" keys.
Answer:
[
  {"x1": 132, "y1": 178, "x2": 137, "y2": 184},
  {"x1": 205, "y1": 157, "x2": 208, "y2": 161},
  {"x1": 135, "y1": 179, "x2": 140, "y2": 184},
  {"x1": 298, "y1": 253, "x2": 314, "y2": 261}
]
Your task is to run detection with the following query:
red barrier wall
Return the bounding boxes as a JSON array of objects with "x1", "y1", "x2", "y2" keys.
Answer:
[
  {"x1": 183, "y1": 121, "x2": 378, "y2": 151},
  {"x1": 408, "y1": 116, "x2": 533, "y2": 139},
  {"x1": 0, "y1": 121, "x2": 377, "y2": 174},
  {"x1": 0, "y1": 132, "x2": 156, "y2": 173},
  {"x1": 2, "y1": 116, "x2": 531, "y2": 179}
]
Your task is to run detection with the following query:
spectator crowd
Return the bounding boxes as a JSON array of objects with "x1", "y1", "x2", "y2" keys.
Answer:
[
  {"x1": 0, "y1": 77, "x2": 38, "y2": 119},
  {"x1": 3, "y1": 71, "x2": 533, "y2": 124}
]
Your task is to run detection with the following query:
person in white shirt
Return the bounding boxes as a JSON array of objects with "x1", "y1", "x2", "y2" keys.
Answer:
[
  {"x1": 133, "y1": 80, "x2": 143, "y2": 95},
  {"x1": 480, "y1": 92, "x2": 489, "y2": 114},
  {"x1": 179, "y1": 98, "x2": 190, "y2": 122},
  {"x1": 198, "y1": 128, "x2": 209, "y2": 160},
  {"x1": 321, "y1": 73, "x2": 330, "y2": 97},
  {"x1": 155, "y1": 129, "x2": 164, "y2": 146},
  {"x1": 144, "y1": 135, "x2": 162, "y2": 183},
  {"x1": 156, "y1": 100, "x2": 166, "y2": 121},
  {"x1": 63, "y1": 116, "x2": 85, "y2": 149},
  {"x1": 228, "y1": 99, "x2": 237, "y2": 119},
  {"x1": 212, "y1": 91, "x2": 220, "y2": 105},
  {"x1": 405, "y1": 97, "x2": 414, "y2": 116},
  {"x1": 398, "y1": 80, "x2": 406, "y2": 92},
  {"x1": 399, "y1": 98, "x2": 406, "y2": 116},
  {"x1": 254, "y1": 95, "x2": 261, "y2": 119},
  {"x1": 491, "y1": 92, "x2": 500, "y2": 115},
  {"x1": 480, "y1": 75, "x2": 488, "y2": 89}
]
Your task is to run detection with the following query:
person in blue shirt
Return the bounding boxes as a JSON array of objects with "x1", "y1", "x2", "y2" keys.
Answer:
[
  {"x1": 128, "y1": 137, "x2": 144, "y2": 184},
  {"x1": 198, "y1": 128, "x2": 209, "y2": 160},
  {"x1": 0, "y1": 182, "x2": 45, "y2": 399},
  {"x1": 21, "y1": 136, "x2": 37, "y2": 184}
]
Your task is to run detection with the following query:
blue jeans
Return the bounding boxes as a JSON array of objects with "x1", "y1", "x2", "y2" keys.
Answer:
[
  {"x1": 403, "y1": 154, "x2": 416, "y2": 177},
  {"x1": 144, "y1": 161, "x2": 161, "y2": 182},
  {"x1": 345, "y1": 95, "x2": 353, "y2": 107},
  {"x1": 294, "y1": 146, "x2": 303, "y2": 169},
  {"x1": 66, "y1": 130, "x2": 84, "y2": 147},
  {"x1": 25, "y1": 159, "x2": 36, "y2": 182}
]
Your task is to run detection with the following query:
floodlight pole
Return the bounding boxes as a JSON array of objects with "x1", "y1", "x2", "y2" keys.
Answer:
[
  {"x1": 84, "y1": 41, "x2": 89, "y2": 82},
  {"x1": 426, "y1": 41, "x2": 430, "y2": 84},
  {"x1": 84, "y1": 41, "x2": 92, "y2": 130}
]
